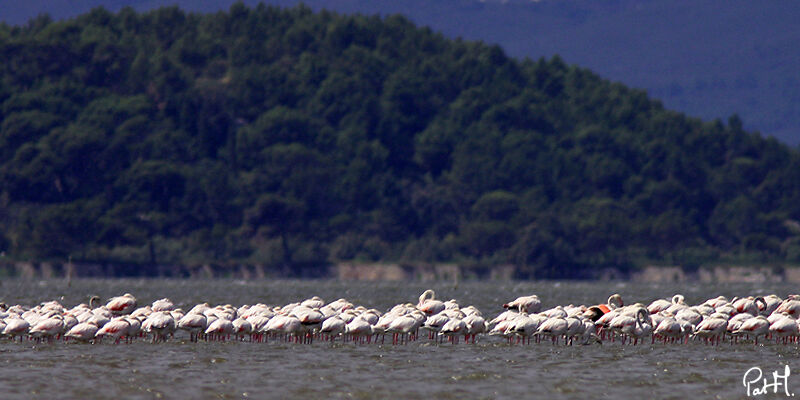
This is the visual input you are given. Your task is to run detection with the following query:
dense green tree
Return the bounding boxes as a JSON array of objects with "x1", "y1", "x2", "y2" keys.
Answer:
[{"x1": 0, "y1": 4, "x2": 798, "y2": 276}]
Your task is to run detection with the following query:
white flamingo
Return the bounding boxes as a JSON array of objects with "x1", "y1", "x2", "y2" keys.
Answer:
[
  {"x1": 769, "y1": 315, "x2": 799, "y2": 344},
  {"x1": 693, "y1": 316, "x2": 728, "y2": 345},
  {"x1": 734, "y1": 315, "x2": 770, "y2": 344},
  {"x1": 417, "y1": 290, "x2": 445, "y2": 315},
  {"x1": 319, "y1": 316, "x2": 346, "y2": 341},
  {"x1": 65, "y1": 321, "x2": 99, "y2": 342},
  {"x1": 95, "y1": 317, "x2": 131, "y2": 343},
  {"x1": 106, "y1": 293, "x2": 137, "y2": 316},
  {"x1": 503, "y1": 295, "x2": 542, "y2": 313},
  {"x1": 536, "y1": 316, "x2": 568, "y2": 345},
  {"x1": 177, "y1": 313, "x2": 207, "y2": 342}
]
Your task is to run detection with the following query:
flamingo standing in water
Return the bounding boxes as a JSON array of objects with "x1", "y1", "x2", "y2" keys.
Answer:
[
  {"x1": 503, "y1": 295, "x2": 542, "y2": 313},
  {"x1": 65, "y1": 321, "x2": 99, "y2": 342},
  {"x1": 232, "y1": 317, "x2": 252, "y2": 341},
  {"x1": 769, "y1": 314, "x2": 799, "y2": 344},
  {"x1": 693, "y1": 316, "x2": 728, "y2": 345},
  {"x1": 625, "y1": 309, "x2": 653, "y2": 345},
  {"x1": 95, "y1": 317, "x2": 131, "y2": 343},
  {"x1": 151, "y1": 298, "x2": 175, "y2": 312},
  {"x1": 345, "y1": 317, "x2": 373, "y2": 344},
  {"x1": 734, "y1": 315, "x2": 770, "y2": 344},
  {"x1": 3, "y1": 317, "x2": 30, "y2": 342},
  {"x1": 205, "y1": 318, "x2": 234, "y2": 341},
  {"x1": 536, "y1": 316, "x2": 568, "y2": 345},
  {"x1": 439, "y1": 318, "x2": 466, "y2": 344},
  {"x1": 654, "y1": 317, "x2": 684, "y2": 344},
  {"x1": 462, "y1": 314, "x2": 488, "y2": 343},
  {"x1": 505, "y1": 307, "x2": 540, "y2": 345},
  {"x1": 648, "y1": 294, "x2": 685, "y2": 314},
  {"x1": 144, "y1": 311, "x2": 175, "y2": 343},
  {"x1": 421, "y1": 313, "x2": 449, "y2": 340},
  {"x1": 29, "y1": 314, "x2": 64, "y2": 343},
  {"x1": 733, "y1": 297, "x2": 766, "y2": 316},
  {"x1": 319, "y1": 316, "x2": 346, "y2": 341},
  {"x1": 386, "y1": 313, "x2": 421, "y2": 345},
  {"x1": 177, "y1": 313, "x2": 207, "y2": 342},
  {"x1": 417, "y1": 290, "x2": 445, "y2": 315},
  {"x1": 106, "y1": 293, "x2": 137, "y2": 316}
]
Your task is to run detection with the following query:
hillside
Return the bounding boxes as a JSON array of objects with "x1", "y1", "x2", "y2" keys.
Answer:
[
  {"x1": 1, "y1": 5, "x2": 800, "y2": 278},
  {"x1": 1, "y1": 0, "x2": 799, "y2": 145}
]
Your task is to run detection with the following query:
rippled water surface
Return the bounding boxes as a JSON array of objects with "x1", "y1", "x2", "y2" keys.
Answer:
[{"x1": 2, "y1": 279, "x2": 800, "y2": 399}]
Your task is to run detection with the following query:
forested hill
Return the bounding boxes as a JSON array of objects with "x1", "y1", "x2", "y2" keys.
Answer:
[{"x1": 1, "y1": 4, "x2": 800, "y2": 278}]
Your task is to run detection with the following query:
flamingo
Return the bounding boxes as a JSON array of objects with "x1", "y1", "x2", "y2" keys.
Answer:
[
  {"x1": 177, "y1": 313, "x2": 207, "y2": 342},
  {"x1": 563, "y1": 316, "x2": 587, "y2": 345},
  {"x1": 761, "y1": 294, "x2": 782, "y2": 315},
  {"x1": 3, "y1": 317, "x2": 30, "y2": 342},
  {"x1": 732, "y1": 297, "x2": 764, "y2": 316},
  {"x1": 87, "y1": 311, "x2": 110, "y2": 329},
  {"x1": 536, "y1": 316, "x2": 568, "y2": 345},
  {"x1": 439, "y1": 318, "x2": 467, "y2": 344},
  {"x1": 675, "y1": 308, "x2": 703, "y2": 326},
  {"x1": 205, "y1": 318, "x2": 234, "y2": 341},
  {"x1": 131, "y1": 306, "x2": 152, "y2": 319},
  {"x1": 583, "y1": 295, "x2": 622, "y2": 323},
  {"x1": 301, "y1": 296, "x2": 325, "y2": 309},
  {"x1": 769, "y1": 315, "x2": 799, "y2": 344},
  {"x1": 319, "y1": 316, "x2": 346, "y2": 341},
  {"x1": 648, "y1": 294, "x2": 684, "y2": 314},
  {"x1": 232, "y1": 317, "x2": 252, "y2": 341},
  {"x1": 775, "y1": 299, "x2": 800, "y2": 317},
  {"x1": 734, "y1": 315, "x2": 770, "y2": 344},
  {"x1": 386, "y1": 314, "x2": 420, "y2": 345},
  {"x1": 462, "y1": 306, "x2": 482, "y2": 317},
  {"x1": 489, "y1": 309, "x2": 519, "y2": 326},
  {"x1": 608, "y1": 312, "x2": 637, "y2": 344},
  {"x1": 417, "y1": 290, "x2": 445, "y2": 315},
  {"x1": 359, "y1": 310, "x2": 381, "y2": 326},
  {"x1": 291, "y1": 306, "x2": 325, "y2": 342},
  {"x1": 726, "y1": 313, "x2": 754, "y2": 341},
  {"x1": 595, "y1": 309, "x2": 620, "y2": 339},
  {"x1": 503, "y1": 295, "x2": 542, "y2": 313},
  {"x1": 247, "y1": 315, "x2": 272, "y2": 342},
  {"x1": 714, "y1": 303, "x2": 737, "y2": 317},
  {"x1": 489, "y1": 316, "x2": 516, "y2": 339},
  {"x1": 144, "y1": 311, "x2": 175, "y2": 343},
  {"x1": 625, "y1": 309, "x2": 652, "y2": 345},
  {"x1": 125, "y1": 317, "x2": 142, "y2": 342},
  {"x1": 95, "y1": 317, "x2": 131, "y2": 343},
  {"x1": 703, "y1": 296, "x2": 729, "y2": 309},
  {"x1": 421, "y1": 313, "x2": 450, "y2": 340},
  {"x1": 29, "y1": 315, "x2": 64, "y2": 343},
  {"x1": 345, "y1": 317, "x2": 373, "y2": 344},
  {"x1": 443, "y1": 299, "x2": 460, "y2": 310},
  {"x1": 265, "y1": 315, "x2": 303, "y2": 342},
  {"x1": 151, "y1": 298, "x2": 175, "y2": 312},
  {"x1": 65, "y1": 321, "x2": 98, "y2": 342},
  {"x1": 654, "y1": 317, "x2": 684, "y2": 344},
  {"x1": 505, "y1": 310, "x2": 538, "y2": 345},
  {"x1": 463, "y1": 314, "x2": 487, "y2": 343},
  {"x1": 106, "y1": 293, "x2": 137, "y2": 316},
  {"x1": 693, "y1": 316, "x2": 728, "y2": 345},
  {"x1": 325, "y1": 298, "x2": 354, "y2": 313}
]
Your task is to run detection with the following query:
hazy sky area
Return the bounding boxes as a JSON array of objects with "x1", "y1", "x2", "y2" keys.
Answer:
[{"x1": 3, "y1": 0, "x2": 799, "y2": 145}]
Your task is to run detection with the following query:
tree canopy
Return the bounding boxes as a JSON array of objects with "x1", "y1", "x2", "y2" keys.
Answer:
[{"x1": 1, "y1": 3, "x2": 799, "y2": 278}]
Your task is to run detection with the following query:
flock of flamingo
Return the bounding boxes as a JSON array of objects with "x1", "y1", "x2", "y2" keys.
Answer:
[{"x1": 0, "y1": 290, "x2": 799, "y2": 346}]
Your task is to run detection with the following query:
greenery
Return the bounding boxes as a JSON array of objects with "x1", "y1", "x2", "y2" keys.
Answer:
[{"x1": 1, "y1": 3, "x2": 799, "y2": 278}]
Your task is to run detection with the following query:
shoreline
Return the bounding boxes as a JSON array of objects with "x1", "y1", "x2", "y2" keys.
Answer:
[{"x1": 0, "y1": 261, "x2": 796, "y2": 283}]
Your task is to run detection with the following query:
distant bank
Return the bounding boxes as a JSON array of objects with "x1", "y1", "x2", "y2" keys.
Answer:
[{"x1": 0, "y1": 261, "x2": 796, "y2": 283}]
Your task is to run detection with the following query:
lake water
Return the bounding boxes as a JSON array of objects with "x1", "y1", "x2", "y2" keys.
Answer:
[{"x1": 1, "y1": 278, "x2": 799, "y2": 399}]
